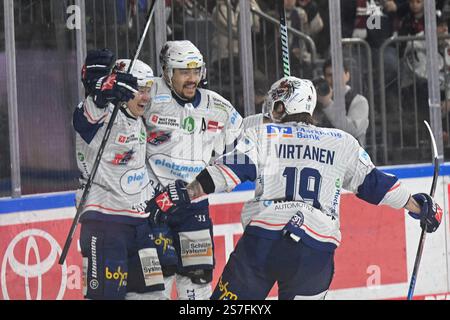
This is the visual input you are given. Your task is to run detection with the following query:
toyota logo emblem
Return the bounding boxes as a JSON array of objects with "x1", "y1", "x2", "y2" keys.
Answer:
[{"x1": 1, "y1": 229, "x2": 68, "y2": 300}]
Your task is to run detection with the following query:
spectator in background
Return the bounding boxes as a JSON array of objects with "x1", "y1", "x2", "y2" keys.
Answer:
[
  {"x1": 398, "y1": 0, "x2": 425, "y2": 40},
  {"x1": 298, "y1": 0, "x2": 324, "y2": 40},
  {"x1": 314, "y1": 59, "x2": 370, "y2": 146},
  {"x1": 401, "y1": 10, "x2": 450, "y2": 143},
  {"x1": 166, "y1": 0, "x2": 215, "y2": 39},
  {"x1": 210, "y1": 0, "x2": 261, "y2": 111}
]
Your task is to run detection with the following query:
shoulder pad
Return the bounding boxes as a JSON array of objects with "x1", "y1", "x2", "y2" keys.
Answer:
[
  {"x1": 204, "y1": 90, "x2": 234, "y2": 112},
  {"x1": 243, "y1": 114, "x2": 264, "y2": 130}
]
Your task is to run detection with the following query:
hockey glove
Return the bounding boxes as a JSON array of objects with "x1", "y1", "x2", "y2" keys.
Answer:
[
  {"x1": 145, "y1": 180, "x2": 191, "y2": 224},
  {"x1": 408, "y1": 193, "x2": 443, "y2": 233},
  {"x1": 93, "y1": 72, "x2": 138, "y2": 108},
  {"x1": 81, "y1": 49, "x2": 115, "y2": 96}
]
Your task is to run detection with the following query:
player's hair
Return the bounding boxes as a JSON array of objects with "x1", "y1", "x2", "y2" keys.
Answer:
[{"x1": 282, "y1": 113, "x2": 315, "y2": 125}]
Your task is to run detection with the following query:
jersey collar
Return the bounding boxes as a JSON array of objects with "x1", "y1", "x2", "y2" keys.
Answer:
[{"x1": 172, "y1": 89, "x2": 201, "y2": 109}]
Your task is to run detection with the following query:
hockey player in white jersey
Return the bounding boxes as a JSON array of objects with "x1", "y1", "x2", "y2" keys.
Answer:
[
  {"x1": 73, "y1": 55, "x2": 165, "y2": 300},
  {"x1": 144, "y1": 76, "x2": 443, "y2": 300},
  {"x1": 143, "y1": 40, "x2": 243, "y2": 300}
]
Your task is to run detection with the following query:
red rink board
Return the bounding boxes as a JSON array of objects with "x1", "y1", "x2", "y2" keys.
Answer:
[{"x1": 0, "y1": 194, "x2": 409, "y2": 300}]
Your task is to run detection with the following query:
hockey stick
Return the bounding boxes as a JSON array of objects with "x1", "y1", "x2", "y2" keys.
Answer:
[
  {"x1": 278, "y1": 0, "x2": 290, "y2": 77},
  {"x1": 406, "y1": 120, "x2": 440, "y2": 299},
  {"x1": 59, "y1": 0, "x2": 158, "y2": 265}
]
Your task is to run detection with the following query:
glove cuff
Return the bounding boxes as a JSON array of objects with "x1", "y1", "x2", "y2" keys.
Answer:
[{"x1": 196, "y1": 169, "x2": 216, "y2": 194}]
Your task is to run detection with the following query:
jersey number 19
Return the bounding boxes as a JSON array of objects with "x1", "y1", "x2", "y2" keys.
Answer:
[{"x1": 283, "y1": 167, "x2": 322, "y2": 209}]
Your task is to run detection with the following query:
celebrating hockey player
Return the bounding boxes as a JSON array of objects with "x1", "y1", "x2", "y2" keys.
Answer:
[
  {"x1": 74, "y1": 54, "x2": 165, "y2": 300},
  {"x1": 143, "y1": 40, "x2": 243, "y2": 300},
  {"x1": 145, "y1": 76, "x2": 443, "y2": 300}
]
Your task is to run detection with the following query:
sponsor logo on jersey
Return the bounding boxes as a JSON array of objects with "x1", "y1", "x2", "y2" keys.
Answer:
[
  {"x1": 359, "y1": 147, "x2": 371, "y2": 166},
  {"x1": 218, "y1": 277, "x2": 238, "y2": 300},
  {"x1": 120, "y1": 167, "x2": 150, "y2": 195},
  {"x1": 290, "y1": 211, "x2": 305, "y2": 228},
  {"x1": 152, "y1": 94, "x2": 172, "y2": 103},
  {"x1": 330, "y1": 178, "x2": 341, "y2": 218},
  {"x1": 111, "y1": 150, "x2": 135, "y2": 165},
  {"x1": 150, "y1": 154, "x2": 206, "y2": 182},
  {"x1": 154, "y1": 233, "x2": 174, "y2": 254},
  {"x1": 273, "y1": 201, "x2": 314, "y2": 212},
  {"x1": 230, "y1": 111, "x2": 239, "y2": 125},
  {"x1": 155, "y1": 192, "x2": 174, "y2": 212},
  {"x1": 212, "y1": 97, "x2": 232, "y2": 112},
  {"x1": 150, "y1": 114, "x2": 180, "y2": 129},
  {"x1": 147, "y1": 131, "x2": 171, "y2": 146},
  {"x1": 116, "y1": 131, "x2": 145, "y2": 145},
  {"x1": 182, "y1": 116, "x2": 196, "y2": 134},
  {"x1": 263, "y1": 200, "x2": 273, "y2": 207},
  {"x1": 77, "y1": 152, "x2": 85, "y2": 161},
  {"x1": 105, "y1": 265, "x2": 128, "y2": 289},
  {"x1": 266, "y1": 125, "x2": 293, "y2": 138},
  {"x1": 207, "y1": 120, "x2": 224, "y2": 133},
  {"x1": 267, "y1": 125, "x2": 343, "y2": 141}
]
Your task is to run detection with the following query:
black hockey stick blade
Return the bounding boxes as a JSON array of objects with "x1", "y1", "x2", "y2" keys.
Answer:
[
  {"x1": 59, "y1": 0, "x2": 158, "y2": 265},
  {"x1": 406, "y1": 120, "x2": 440, "y2": 299}
]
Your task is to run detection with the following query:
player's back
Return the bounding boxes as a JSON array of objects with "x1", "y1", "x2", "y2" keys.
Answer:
[
  {"x1": 235, "y1": 117, "x2": 363, "y2": 250},
  {"x1": 257, "y1": 119, "x2": 360, "y2": 217}
]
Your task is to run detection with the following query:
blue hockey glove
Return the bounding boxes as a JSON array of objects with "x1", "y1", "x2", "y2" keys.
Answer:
[
  {"x1": 145, "y1": 180, "x2": 191, "y2": 224},
  {"x1": 408, "y1": 193, "x2": 443, "y2": 233},
  {"x1": 81, "y1": 49, "x2": 115, "y2": 96},
  {"x1": 93, "y1": 72, "x2": 138, "y2": 108}
]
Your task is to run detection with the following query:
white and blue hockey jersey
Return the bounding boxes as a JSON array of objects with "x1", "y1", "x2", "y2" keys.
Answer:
[
  {"x1": 144, "y1": 78, "x2": 243, "y2": 194},
  {"x1": 73, "y1": 97, "x2": 153, "y2": 225},
  {"x1": 205, "y1": 114, "x2": 410, "y2": 252}
]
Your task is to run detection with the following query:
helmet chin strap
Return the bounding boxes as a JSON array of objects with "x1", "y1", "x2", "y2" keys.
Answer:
[{"x1": 121, "y1": 103, "x2": 138, "y2": 119}]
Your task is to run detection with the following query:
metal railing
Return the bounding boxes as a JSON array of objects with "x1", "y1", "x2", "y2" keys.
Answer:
[
  {"x1": 250, "y1": 8, "x2": 318, "y2": 80},
  {"x1": 342, "y1": 38, "x2": 376, "y2": 163},
  {"x1": 379, "y1": 34, "x2": 449, "y2": 164},
  {"x1": 4, "y1": 0, "x2": 447, "y2": 197}
]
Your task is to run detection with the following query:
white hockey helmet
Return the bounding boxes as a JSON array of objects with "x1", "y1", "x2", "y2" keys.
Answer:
[
  {"x1": 159, "y1": 40, "x2": 206, "y2": 86},
  {"x1": 263, "y1": 76, "x2": 317, "y2": 118},
  {"x1": 114, "y1": 58, "x2": 154, "y2": 88}
]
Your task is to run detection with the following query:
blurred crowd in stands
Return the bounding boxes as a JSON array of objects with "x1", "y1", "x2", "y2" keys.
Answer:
[{"x1": 2, "y1": 0, "x2": 450, "y2": 196}]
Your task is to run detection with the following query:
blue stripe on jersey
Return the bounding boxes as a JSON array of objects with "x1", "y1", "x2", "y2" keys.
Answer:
[
  {"x1": 356, "y1": 168, "x2": 398, "y2": 205},
  {"x1": 219, "y1": 152, "x2": 257, "y2": 183},
  {"x1": 73, "y1": 105, "x2": 104, "y2": 144}
]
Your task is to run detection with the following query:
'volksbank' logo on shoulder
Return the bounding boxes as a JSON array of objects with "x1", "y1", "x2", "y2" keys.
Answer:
[{"x1": 266, "y1": 125, "x2": 293, "y2": 138}]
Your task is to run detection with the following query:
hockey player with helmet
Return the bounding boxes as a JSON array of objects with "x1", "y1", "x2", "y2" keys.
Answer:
[
  {"x1": 74, "y1": 53, "x2": 165, "y2": 300},
  {"x1": 145, "y1": 76, "x2": 443, "y2": 300},
  {"x1": 143, "y1": 40, "x2": 243, "y2": 300}
]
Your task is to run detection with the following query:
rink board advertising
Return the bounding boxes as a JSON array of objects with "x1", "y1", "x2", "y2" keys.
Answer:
[{"x1": 1, "y1": 164, "x2": 450, "y2": 300}]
